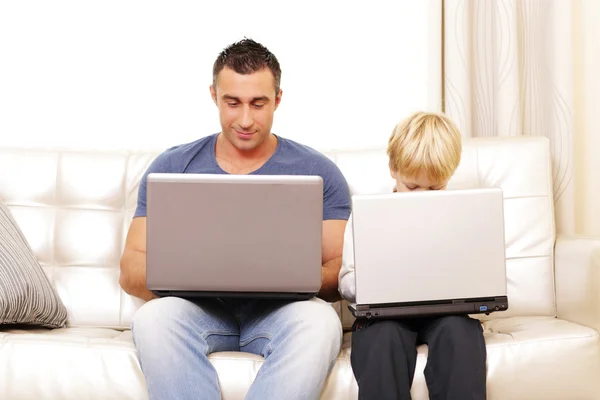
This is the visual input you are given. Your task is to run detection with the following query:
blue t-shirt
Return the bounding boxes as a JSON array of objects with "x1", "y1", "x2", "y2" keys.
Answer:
[{"x1": 134, "y1": 133, "x2": 351, "y2": 221}]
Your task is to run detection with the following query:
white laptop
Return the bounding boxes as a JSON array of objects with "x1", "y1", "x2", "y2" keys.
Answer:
[
  {"x1": 145, "y1": 173, "x2": 323, "y2": 300},
  {"x1": 348, "y1": 187, "x2": 508, "y2": 319}
]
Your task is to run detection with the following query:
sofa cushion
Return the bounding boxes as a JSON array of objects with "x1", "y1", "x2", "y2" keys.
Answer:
[
  {"x1": 1, "y1": 317, "x2": 597, "y2": 400},
  {"x1": 0, "y1": 328, "x2": 146, "y2": 400},
  {"x1": 0, "y1": 198, "x2": 67, "y2": 328},
  {"x1": 0, "y1": 326, "x2": 356, "y2": 400},
  {"x1": 339, "y1": 316, "x2": 600, "y2": 400}
]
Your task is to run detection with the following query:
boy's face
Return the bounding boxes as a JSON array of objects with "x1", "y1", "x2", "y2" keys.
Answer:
[{"x1": 391, "y1": 169, "x2": 448, "y2": 192}]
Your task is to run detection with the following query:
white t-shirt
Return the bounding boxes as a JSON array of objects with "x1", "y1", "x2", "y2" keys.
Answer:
[{"x1": 338, "y1": 213, "x2": 357, "y2": 303}]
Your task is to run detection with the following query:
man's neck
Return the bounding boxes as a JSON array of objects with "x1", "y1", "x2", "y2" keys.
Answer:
[{"x1": 215, "y1": 133, "x2": 278, "y2": 174}]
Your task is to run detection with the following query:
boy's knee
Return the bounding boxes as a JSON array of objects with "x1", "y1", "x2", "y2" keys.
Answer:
[
  {"x1": 369, "y1": 320, "x2": 402, "y2": 336},
  {"x1": 437, "y1": 315, "x2": 481, "y2": 331},
  {"x1": 356, "y1": 320, "x2": 411, "y2": 348},
  {"x1": 431, "y1": 316, "x2": 484, "y2": 346}
]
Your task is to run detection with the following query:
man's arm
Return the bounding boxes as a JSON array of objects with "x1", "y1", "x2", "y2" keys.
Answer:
[
  {"x1": 319, "y1": 219, "x2": 347, "y2": 302},
  {"x1": 119, "y1": 217, "x2": 157, "y2": 302}
]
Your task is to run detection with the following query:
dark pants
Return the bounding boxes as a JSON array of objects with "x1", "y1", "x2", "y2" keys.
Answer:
[{"x1": 350, "y1": 315, "x2": 487, "y2": 400}]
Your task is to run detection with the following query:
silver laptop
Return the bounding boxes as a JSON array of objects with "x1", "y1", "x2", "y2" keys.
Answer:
[
  {"x1": 349, "y1": 188, "x2": 508, "y2": 319},
  {"x1": 145, "y1": 173, "x2": 323, "y2": 300}
]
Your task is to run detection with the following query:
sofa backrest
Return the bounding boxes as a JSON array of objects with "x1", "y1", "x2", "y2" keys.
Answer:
[
  {"x1": 332, "y1": 136, "x2": 556, "y2": 327},
  {"x1": 0, "y1": 136, "x2": 555, "y2": 329}
]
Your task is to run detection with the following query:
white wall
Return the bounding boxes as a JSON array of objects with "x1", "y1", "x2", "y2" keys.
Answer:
[{"x1": 0, "y1": 1, "x2": 440, "y2": 152}]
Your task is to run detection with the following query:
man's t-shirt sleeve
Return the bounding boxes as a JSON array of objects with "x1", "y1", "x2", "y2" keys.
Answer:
[
  {"x1": 133, "y1": 152, "x2": 174, "y2": 218},
  {"x1": 322, "y1": 159, "x2": 351, "y2": 221}
]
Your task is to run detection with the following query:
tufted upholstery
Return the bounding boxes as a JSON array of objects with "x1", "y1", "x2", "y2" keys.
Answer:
[
  {"x1": 0, "y1": 150, "x2": 155, "y2": 329},
  {"x1": 334, "y1": 137, "x2": 557, "y2": 324},
  {"x1": 1, "y1": 136, "x2": 599, "y2": 399}
]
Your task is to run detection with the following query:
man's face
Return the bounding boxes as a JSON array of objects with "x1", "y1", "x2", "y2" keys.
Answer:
[
  {"x1": 391, "y1": 169, "x2": 448, "y2": 192},
  {"x1": 210, "y1": 67, "x2": 282, "y2": 152}
]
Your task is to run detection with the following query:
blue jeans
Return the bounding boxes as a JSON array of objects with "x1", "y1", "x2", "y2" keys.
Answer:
[{"x1": 131, "y1": 296, "x2": 343, "y2": 400}]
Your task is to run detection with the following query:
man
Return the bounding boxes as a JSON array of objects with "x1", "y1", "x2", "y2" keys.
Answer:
[{"x1": 119, "y1": 38, "x2": 351, "y2": 400}]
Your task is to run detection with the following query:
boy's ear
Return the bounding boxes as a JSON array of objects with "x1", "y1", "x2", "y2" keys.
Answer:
[{"x1": 389, "y1": 168, "x2": 396, "y2": 180}]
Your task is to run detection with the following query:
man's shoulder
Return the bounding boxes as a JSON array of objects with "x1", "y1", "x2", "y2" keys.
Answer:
[
  {"x1": 151, "y1": 134, "x2": 217, "y2": 172},
  {"x1": 277, "y1": 136, "x2": 337, "y2": 171},
  {"x1": 274, "y1": 136, "x2": 351, "y2": 220},
  {"x1": 278, "y1": 136, "x2": 328, "y2": 158}
]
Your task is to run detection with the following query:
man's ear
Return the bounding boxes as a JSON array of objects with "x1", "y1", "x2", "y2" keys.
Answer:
[
  {"x1": 274, "y1": 89, "x2": 283, "y2": 110},
  {"x1": 210, "y1": 85, "x2": 217, "y2": 105}
]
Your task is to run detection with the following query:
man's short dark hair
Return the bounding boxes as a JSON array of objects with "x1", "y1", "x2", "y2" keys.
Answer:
[{"x1": 212, "y1": 38, "x2": 282, "y2": 94}]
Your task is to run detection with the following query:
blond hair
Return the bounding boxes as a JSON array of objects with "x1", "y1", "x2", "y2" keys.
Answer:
[{"x1": 387, "y1": 111, "x2": 462, "y2": 182}]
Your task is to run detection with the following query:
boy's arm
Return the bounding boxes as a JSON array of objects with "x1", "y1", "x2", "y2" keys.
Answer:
[{"x1": 338, "y1": 214, "x2": 357, "y2": 303}]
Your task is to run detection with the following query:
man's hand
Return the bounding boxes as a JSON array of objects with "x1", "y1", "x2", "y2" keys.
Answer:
[
  {"x1": 318, "y1": 219, "x2": 347, "y2": 302},
  {"x1": 119, "y1": 217, "x2": 157, "y2": 302},
  {"x1": 120, "y1": 217, "x2": 348, "y2": 303}
]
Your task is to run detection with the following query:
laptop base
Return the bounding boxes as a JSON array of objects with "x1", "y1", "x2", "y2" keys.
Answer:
[
  {"x1": 151, "y1": 290, "x2": 317, "y2": 301},
  {"x1": 349, "y1": 296, "x2": 508, "y2": 319}
]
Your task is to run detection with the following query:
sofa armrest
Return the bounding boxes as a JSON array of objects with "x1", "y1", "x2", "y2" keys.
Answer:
[{"x1": 555, "y1": 235, "x2": 600, "y2": 331}]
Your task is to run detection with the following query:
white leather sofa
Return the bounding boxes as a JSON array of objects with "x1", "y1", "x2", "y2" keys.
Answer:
[{"x1": 0, "y1": 136, "x2": 599, "y2": 399}]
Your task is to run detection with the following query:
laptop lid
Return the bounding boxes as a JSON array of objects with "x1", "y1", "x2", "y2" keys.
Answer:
[
  {"x1": 145, "y1": 173, "x2": 323, "y2": 297},
  {"x1": 352, "y1": 188, "x2": 507, "y2": 306}
]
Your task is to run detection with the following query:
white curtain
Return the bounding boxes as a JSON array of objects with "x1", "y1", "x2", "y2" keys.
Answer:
[{"x1": 443, "y1": 0, "x2": 599, "y2": 236}]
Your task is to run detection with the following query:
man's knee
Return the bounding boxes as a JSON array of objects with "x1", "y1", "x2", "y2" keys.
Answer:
[
  {"x1": 292, "y1": 299, "x2": 343, "y2": 347},
  {"x1": 132, "y1": 297, "x2": 191, "y2": 339}
]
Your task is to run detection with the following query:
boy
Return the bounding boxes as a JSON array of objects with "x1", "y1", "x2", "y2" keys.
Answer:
[{"x1": 339, "y1": 112, "x2": 487, "y2": 400}]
